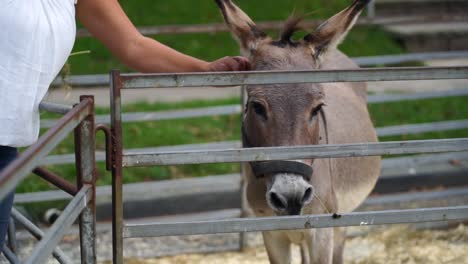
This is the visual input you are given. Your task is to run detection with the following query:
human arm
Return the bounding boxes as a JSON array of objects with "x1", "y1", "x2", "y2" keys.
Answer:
[{"x1": 76, "y1": 0, "x2": 250, "y2": 72}]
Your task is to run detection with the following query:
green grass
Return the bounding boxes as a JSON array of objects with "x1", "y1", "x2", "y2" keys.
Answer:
[
  {"x1": 69, "y1": 0, "x2": 404, "y2": 74},
  {"x1": 17, "y1": 95, "x2": 468, "y2": 195},
  {"x1": 18, "y1": 1, "x2": 461, "y2": 216},
  {"x1": 14, "y1": 95, "x2": 468, "y2": 219}
]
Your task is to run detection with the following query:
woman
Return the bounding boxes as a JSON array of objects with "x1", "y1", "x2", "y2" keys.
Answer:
[{"x1": 0, "y1": 0, "x2": 250, "y2": 251}]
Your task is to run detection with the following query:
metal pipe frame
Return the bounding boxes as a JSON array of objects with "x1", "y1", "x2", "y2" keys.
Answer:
[
  {"x1": 38, "y1": 101, "x2": 73, "y2": 115},
  {"x1": 238, "y1": 85, "x2": 247, "y2": 251},
  {"x1": 37, "y1": 120, "x2": 468, "y2": 166},
  {"x1": 354, "y1": 51, "x2": 468, "y2": 66},
  {"x1": 49, "y1": 51, "x2": 468, "y2": 87},
  {"x1": 41, "y1": 105, "x2": 242, "y2": 128},
  {"x1": 120, "y1": 66, "x2": 468, "y2": 89},
  {"x1": 94, "y1": 124, "x2": 112, "y2": 171},
  {"x1": 110, "y1": 70, "x2": 124, "y2": 264},
  {"x1": 7, "y1": 218, "x2": 17, "y2": 254},
  {"x1": 0, "y1": 98, "x2": 93, "y2": 201},
  {"x1": 122, "y1": 138, "x2": 468, "y2": 167},
  {"x1": 32, "y1": 167, "x2": 78, "y2": 196},
  {"x1": 123, "y1": 205, "x2": 468, "y2": 238},
  {"x1": 376, "y1": 119, "x2": 468, "y2": 137},
  {"x1": 2, "y1": 245, "x2": 20, "y2": 264},
  {"x1": 25, "y1": 186, "x2": 91, "y2": 264},
  {"x1": 41, "y1": 87, "x2": 468, "y2": 129},
  {"x1": 11, "y1": 208, "x2": 72, "y2": 264},
  {"x1": 367, "y1": 88, "x2": 468, "y2": 103},
  {"x1": 0, "y1": 97, "x2": 96, "y2": 263},
  {"x1": 109, "y1": 67, "x2": 468, "y2": 261},
  {"x1": 366, "y1": 0, "x2": 375, "y2": 19},
  {"x1": 74, "y1": 95, "x2": 97, "y2": 264}
]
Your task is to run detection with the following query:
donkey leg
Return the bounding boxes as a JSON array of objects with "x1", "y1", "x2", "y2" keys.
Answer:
[
  {"x1": 332, "y1": 227, "x2": 346, "y2": 264},
  {"x1": 262, "y1": 231, "x2": 291, "y2": 264},
  {"x1": 300, "y1": 241, "x2": 310, "y2": 264},
  {"x1": 306, "y1": 228, "x2": 334, "y2": 264}
]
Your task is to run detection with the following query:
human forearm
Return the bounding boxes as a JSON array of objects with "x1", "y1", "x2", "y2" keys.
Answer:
[
  {"x1": 123, "y1": 36, "x2": 209, "y2": 73},
  {"x1": 76, "y1": 0, "x2": 250, "y2": 73}
]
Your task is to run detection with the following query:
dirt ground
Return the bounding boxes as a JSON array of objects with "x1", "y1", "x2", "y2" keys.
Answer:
[{"x1": 125, "y1": 225, "x2": 468, "y2": 264}]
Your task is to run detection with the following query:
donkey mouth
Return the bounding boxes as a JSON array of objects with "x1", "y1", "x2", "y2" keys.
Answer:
[{"x1": 266, "y1": 173, "x2": 314, "y2": 215}]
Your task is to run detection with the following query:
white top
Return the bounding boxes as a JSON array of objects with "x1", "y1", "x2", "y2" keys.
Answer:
[{"x1": 0, "y1": 0, "x2": 76, "y2": 147}]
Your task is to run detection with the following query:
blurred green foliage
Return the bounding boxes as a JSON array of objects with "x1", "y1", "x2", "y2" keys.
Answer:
[{"x1": 70, "y1": 0, "x2": 403, "y2": 74}]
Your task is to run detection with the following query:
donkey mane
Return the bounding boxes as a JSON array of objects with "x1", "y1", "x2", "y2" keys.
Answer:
[{"x1": 278, "y1": 16, "x2": 304, "y2": 44}]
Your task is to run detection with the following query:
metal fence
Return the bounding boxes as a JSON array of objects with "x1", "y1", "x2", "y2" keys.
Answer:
[
  {"x1": 51, "y1": 51, "x2": 468, "y2": 87},
  {"x1": 108, "y1": 66, "x2": 468, "y2": 264},
  {"x1": 2, "y1": 66, "x2": 468, "y2": 263},
  {"x1": 0, "y1": 96, "x2": 97, "y2": 264}
]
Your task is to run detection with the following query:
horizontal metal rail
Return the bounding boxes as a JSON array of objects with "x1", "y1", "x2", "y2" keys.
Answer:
[
  {"x1": 121, "y1": 67, "x2": 468, "y2": 89},
  {"x1": 13, "y1": 150, "x2": 468, "y2": 204},
  {"x1": 25, "y1": 185, "x2": 91, "y2": 264},
  {"x1": 14, "y1": 189, "x2": 73, "y2": 203},
  {"x1": 51, "y1": 74, "x2": 108, "y2": 87},
  {"x1": 11, "y1": 179, "x2": 468, "y2": 223},
  {"x1": 39, "y1": 116, "x2": 468, "y2": 165},
  {"x1": 367, "y1": 88, "x2": 468, "y2": 103},
  {"x1": 41, "y1": 87, "x2": 468, "y2": 128},
  {"x1": 11, "y1": 208, "x2": 72, "y2": 264},
  {"x1": 41, "y1": 141, "x2": 240, "y2": 166},
  {"x1": 50, "y1": 52, "x2": 468, "y2": 87},
  {"x1": 354, "y1": 51, "x2": 468, "y2": 66},
  {"x1": 75, "y1": 15, "x2": 467, "y2": 37},
  {"x1": 41, "y1": 105, "x2": 242, "y2": 128},
  {"x1": 381, "y1": 151, "x2": 468, "y2": 169},
  {"x1": 122, "y1": 138, "x2": 468, "y2": 167},
  {"x1": 99, "y1": 105, "x2": 241, "y2": 123},
  {"x1": 123, "y1": 205, "x2": 468, "y2": 238},
  {"x1": 0, "y1": 99, "x2": 93, "y2": 201},
  {"x1": 363, "y1": 187, "x2": 468, "y2": 206},
  {"x1": 376, "y1": 119, "x2": 468, "y2": 136},
  {"x1": 38, "y1": 101, "x2": 73, "y2": 115}
]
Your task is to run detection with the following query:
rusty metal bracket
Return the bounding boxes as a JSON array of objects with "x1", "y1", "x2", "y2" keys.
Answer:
[
  {"x1": 95, "y1": 124, "x2": 112, "y2": 171},
  {"x1": 33, "y1": 167, "x2": 78, "y2": 196}
]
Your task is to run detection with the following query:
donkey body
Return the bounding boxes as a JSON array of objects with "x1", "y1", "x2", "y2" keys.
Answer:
[{"x1": 215, "y1": 1, "x2": 381, "y2": 263}]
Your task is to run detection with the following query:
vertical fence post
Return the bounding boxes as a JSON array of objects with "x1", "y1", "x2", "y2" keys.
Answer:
[
  {"x1": 238, "y1": 85, "x2": 249, "y2": 251},
  {"x1": 367, "y1": 0, "x2": 375, "y2": 19},
  {"x1": 7, "y1": 218, "x2": 17, "y2": 254},
  {"x1": 74, "y1": 95, "x2": 97, "y2": 264},
  {"x1": 110, "y1": 70, "x2": 124, "y2": 264}
]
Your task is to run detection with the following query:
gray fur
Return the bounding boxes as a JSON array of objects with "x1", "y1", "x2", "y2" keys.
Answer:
[{"x1": 216, "y1": 0, "x2": 380, "y2": 263}]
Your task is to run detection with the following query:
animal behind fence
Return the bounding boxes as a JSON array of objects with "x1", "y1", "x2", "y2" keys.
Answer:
[{"x1": 215, "y1": 0, "x2": 381, "y2": 263}]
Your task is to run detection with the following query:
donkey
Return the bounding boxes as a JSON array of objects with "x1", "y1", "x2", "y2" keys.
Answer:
[{"x1": 215, "y1": 0, "x2": 381, "y2": 263}]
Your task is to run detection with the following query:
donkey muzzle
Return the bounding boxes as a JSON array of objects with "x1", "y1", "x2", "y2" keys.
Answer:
[{"x1": 249, "y1": 160, "x2": 313, "y2": 181}]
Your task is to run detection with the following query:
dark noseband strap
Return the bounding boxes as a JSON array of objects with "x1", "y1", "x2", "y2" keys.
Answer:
[
  {"x1": 250, "y1": 160, "x2": 313, "y2": 181},
  {"x1": 242, "y1": 124, "x2": 313, "y2": 181}
]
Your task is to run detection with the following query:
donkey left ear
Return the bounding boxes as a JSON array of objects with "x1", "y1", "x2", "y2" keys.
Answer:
[
  {"x1": 215, "y1": 0, "x2": 268, "y2": 57},
  {"x1": 304, "y1": 0, "x2": 370, "y2": 60}
]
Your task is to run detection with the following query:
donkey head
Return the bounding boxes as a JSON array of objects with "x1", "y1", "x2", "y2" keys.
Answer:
[{"x1": 216, "y1": 0, "x2": 369, "y2": 215}]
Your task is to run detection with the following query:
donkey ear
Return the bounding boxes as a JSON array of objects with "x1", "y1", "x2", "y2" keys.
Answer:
[
  {"x1": 304, "y1": 0, "x2": 370, "y2": 60},
  {"x1": 215, "y1": 0, "x2": 267, "y2": 56}
]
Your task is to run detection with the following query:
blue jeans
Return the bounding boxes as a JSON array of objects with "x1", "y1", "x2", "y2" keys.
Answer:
[{"x1": 0, "y1": 146, "x2": 18, "y2": 250}]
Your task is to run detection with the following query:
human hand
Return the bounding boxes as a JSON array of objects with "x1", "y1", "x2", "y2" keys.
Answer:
[{"x1": 207, "y1": 56, "x2": 251, "y2": 71}]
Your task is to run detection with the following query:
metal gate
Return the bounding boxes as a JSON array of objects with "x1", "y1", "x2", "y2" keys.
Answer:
[
  {"x1": 0, "y1": 97, "x2": 97, "y2": 264},
  {"x1": 108, "y1": 66, "x2": 468, "y2": 264}
]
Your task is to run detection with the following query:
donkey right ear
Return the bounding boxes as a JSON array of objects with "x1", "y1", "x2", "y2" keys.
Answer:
[
  {"x1": 304, "y1": 0, "x2": 370, "y2": 61},
  {"x1": 215, "y1": 0, "x2": 268, "y2": 57}
]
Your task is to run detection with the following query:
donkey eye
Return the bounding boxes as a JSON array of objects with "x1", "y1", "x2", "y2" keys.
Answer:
[
  {"x1": 310, "y1": 104, "x2": 323, "y2": 120},
  {"x1": 251, "y1": 101, "x2": 267, "y2": 120}
]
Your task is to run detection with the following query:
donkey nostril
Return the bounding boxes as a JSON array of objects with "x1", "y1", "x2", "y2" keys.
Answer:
[
  {"x1": 302, "y1": 187, "x2": 313, "y2": 204},
  {"x1": 269, "y1": 192, "x2": 287, "y2": 211}
]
